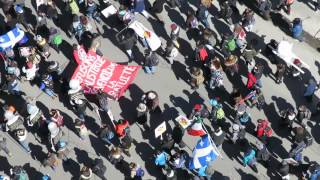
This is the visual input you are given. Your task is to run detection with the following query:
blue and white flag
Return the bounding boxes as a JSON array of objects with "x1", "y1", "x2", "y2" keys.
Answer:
[
  {"x1": 189, "y1": 134, "x2": 218, "y2": 169},
  {"x1": 0, "y1": 27, "x2": 26, "y2": 51}
]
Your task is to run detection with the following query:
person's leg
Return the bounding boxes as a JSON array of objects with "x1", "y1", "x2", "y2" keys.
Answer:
[
  {"x1": 126, "y1": 49, "x2": 134, "y2": 60},
  {"x1": 101, "y1": 137, "x2": 112, "y2": 146},
  {"x1": 19, "y1": 140, "x2": 31, "y2": 153},
  {"x1": 141, "y1": 10, "x2": 150, "y2": 18},
  {"x1": 150, "y1": 66, "x2": 156, "y2": 73},
  {"x1": 144, "y1": 66, "x2": 152, "y2": 74},
  {"x1": 44, "y1": 88, "x2": 55, "y2": 98}
]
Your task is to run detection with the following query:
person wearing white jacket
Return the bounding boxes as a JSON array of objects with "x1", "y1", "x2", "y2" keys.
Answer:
[
  {"x1": 22, "y1": 61, "x2": 38, "y2": 81},
  {"x1": 15, "y1": 128, "x2": 31, "y2": 153}
]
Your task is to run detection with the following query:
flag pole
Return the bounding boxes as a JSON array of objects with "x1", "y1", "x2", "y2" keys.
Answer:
[{"x1": 200, "y1": 121, "x2": 223, "y2": 159}]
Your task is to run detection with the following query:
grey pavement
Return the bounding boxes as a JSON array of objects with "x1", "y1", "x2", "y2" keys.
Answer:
[{"x1": 0, "y1": 0, "x2": 320, "y2": 180}]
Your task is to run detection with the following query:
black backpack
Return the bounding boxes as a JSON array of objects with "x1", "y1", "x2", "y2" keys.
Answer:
[{"x1": 92, "y1": 158, "x2": 106, "y2": 177}]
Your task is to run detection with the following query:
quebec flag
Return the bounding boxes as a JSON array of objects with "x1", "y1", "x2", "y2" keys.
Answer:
[
  {"x1": 0, "y1": 27, "x2": 27, "y2": 51},
  {"x1": 189, "y1": 134, "x2": 218, "y2": 169}
]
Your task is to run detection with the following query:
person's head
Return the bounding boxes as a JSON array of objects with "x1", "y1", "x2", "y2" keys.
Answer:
[
  {"x1": 210, "y1": 57, "x2": 221, "y2": 70},
  {"x1": 80, "y1": 15, "x2": 89, "y2": 25},
  {"x1": 129, "y1": 162, "x2": 137, "y2": 169},
  {"x1": 191, "y1": 67, "x2": 201, "y2": 75}
]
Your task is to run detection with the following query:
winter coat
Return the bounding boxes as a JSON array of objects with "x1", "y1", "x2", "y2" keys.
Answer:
[
  {"x1": 92, "y1": 158, "x2": 106, "y2": 178},
  {"x1": 213, "y1": 131, "x2": 225, "y2": 147},
  {"x1": 152, "y1": 0, "x2": 165, "y2": 13},
  {"x1": 256, "y1": 145, "x2": 271, "y2": 161},
  {"x1": 134, "y1": 0, "x2": 145, "y2": 13},
  {"x1": 172, "y1": 126, "x2": 184, "y2": 144},
  {"x1": 243, "y1": 149, "x2": 256, "y2": 166},
  {"x1": 155, "y1": 152, "x2": 169, "y2": 166},
  {"x1": 242, "y1": 48, "x2": 258, "y2": 62},
  {"x1": 118, "y1": 28, "x2": 137, "y2": 50},
  {"x1": 197, "y1": 4, "x2": 208, "y2": 20},
  {"x1": 246, "y1": 72, "x2": 257, "y2": 89},
  {"x1": 191, "y1": 69, "x2": 205, "y2": 86},
  {"x1": 115, "y1": 120, "x2": 129, "y2": 138},
  {"x1": 292, "y1": 22, "x2": 303, "y2": 38},
  {"x1": 145, "y1": 52, "x2": 159, "y2": 67},
  {"x1": 304, "y1": 80, "x2": 317, "y2": 96},
  {"x1": 68, "y1": 0, "x2": 79, "y2": 15},
  {"x1": 136, "y1": 111, "x2": 147, "y2": 124}
]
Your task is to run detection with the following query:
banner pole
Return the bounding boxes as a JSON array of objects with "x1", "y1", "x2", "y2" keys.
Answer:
[{"x1": 200, "y1": 121, "x2": 223, "y2": 159}]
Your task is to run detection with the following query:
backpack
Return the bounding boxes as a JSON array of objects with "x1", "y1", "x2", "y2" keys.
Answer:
[
  {"x1": 136, "y1": 167, "x2": 145, "y2": 177},
  {"x1": 240, "y1": 112, "x2": 250, "y2": 124},
  {"x1": 15, "y1": 169, "x2": 29, "y2": 180},
  {"x1": 226, "y1": 38, "x2": 236, "y2": 51},
  {"x1": 215, "y1": 107, "x2": 225, "y2": 120},
  {"x1": 53, "y1": 35, "x2": 63, "y2": 45},
  {"x1": 263, "y1": 126, "x2": 272, "y2": 137},
  {"x1": 199, "y1": 47, "x2": 208, "y2": 61}
]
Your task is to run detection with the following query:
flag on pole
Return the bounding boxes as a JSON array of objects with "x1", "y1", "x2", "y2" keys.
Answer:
[
  {"x1": 189, "y1": 134, "x2": 218, "y2": 169},
  {"x1": 187, "y1": 118, "x2": 206, "y2": 136},
  {"x1": 0, "y1": 27, "x2": 27, "y2": 51}
]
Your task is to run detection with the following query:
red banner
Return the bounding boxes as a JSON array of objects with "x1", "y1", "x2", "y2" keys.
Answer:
[{"x1": 72, "y1": 46, "x2": 141, "y2": 99}]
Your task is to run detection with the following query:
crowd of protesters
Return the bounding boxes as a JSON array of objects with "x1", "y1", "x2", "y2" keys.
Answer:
[{"x1": 0, "y1": 0, "x2": 320, "y2": 179}]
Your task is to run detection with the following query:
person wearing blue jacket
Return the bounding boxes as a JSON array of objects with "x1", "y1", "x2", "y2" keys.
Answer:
[
  {"x1": 40, "y1": 74, "x2": 57, "y2": 99},
  {"x1": 292, "y1": 18, "x2": 303, "y2": 42},
  {"x1": 304, "y1": 79, "x2": 318, "y2": 102},
  {"x1": 243, "y1": 147, "x2": 258, "y2": 172},
  {"x1": 154, "y1": 150, "x2": 169, "y2": 169}
]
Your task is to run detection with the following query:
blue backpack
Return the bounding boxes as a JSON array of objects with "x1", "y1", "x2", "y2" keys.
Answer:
[
  {"x1": 136, "y1": 168, "x2": 145, "y2": 177},
  {"x1": 240, "y1": 112, "x2": 251, "y2": 124}
]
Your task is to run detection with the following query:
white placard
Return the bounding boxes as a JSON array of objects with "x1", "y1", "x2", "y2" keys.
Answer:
[
  {"x1": 154, "y1": 121, "x2": 166, "y2": 138},
  {"x1": 101, "y1": 5, "x2": 118, "y2": 18}
]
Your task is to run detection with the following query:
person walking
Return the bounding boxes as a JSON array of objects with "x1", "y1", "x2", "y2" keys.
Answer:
[
  {"x1": 136, "y1": 103, "x2": 150, "y2": 130},
  {"x1": 98, "y1": 124, "x2": 115, "y2": 146},
  {"x1": 190, "y1": 67, "x2": 205, "y2": 90},
  {"x1": 117, "y1": 28, "x2": 137, "y2": 61},
  {"x1": 129, "y1": 162, "x2": 145, "y2": 179},
  {"x1": 151, "y1": 0, "x2": 166, "y2": 24},
  {"x1": 15, "y1": 128, "x2": 31, "y2": 153},
  {"x1": 143, "y1": 50, "x2": 159, "y2": 74}
]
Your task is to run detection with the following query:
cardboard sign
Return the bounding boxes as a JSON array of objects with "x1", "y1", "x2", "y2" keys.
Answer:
[
  {"x1": 154, "y1": 121, "x2": 166, "y2": 138},
  {"x1": 175, "y1": 115, "x2": 192, "y2": 129}
]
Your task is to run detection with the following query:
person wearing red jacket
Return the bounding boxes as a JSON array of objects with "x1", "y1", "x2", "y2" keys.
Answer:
[
  {"x1": 256, "y1": 119, "x2": 269, "y2": 138},
  {"x1": 246, "y1": 72, "x2": 257, "y2": 90},
  {"x1": 115, "y1": 119, "x2": 129, "y2": 138}
]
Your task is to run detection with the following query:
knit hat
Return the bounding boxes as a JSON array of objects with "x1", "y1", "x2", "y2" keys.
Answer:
[
  {"x1": 171, "y1": 24, "x2": 177, "y2": 30},
  {"x1": 147, "y1": 92, "x2": 156, "y2": 99},
  {"x1": 232, "y1": 124, "x2": 240, "y2": 131},
  {"x1": 136, "y1": 103, "x2": 147, "y2": 112},
  {"x1": 194, "y1": 104, "x2": 201, "y2": 110},
  {"x1": 68, "y1": 79, "x2": 82, "y2": 94}
]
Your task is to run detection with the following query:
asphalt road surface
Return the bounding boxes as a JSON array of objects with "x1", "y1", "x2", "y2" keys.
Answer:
[{"x1": 0, "y1": 0, "x2": 320, "y2": 179}]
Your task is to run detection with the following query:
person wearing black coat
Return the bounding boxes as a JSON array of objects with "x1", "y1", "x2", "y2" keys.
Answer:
[
  {"x1": 136, "y1": 103, "x2": 149, "y2": 130},
  {"x1": 256, "y1": 142, "x2": 271, "y2": 167},
  {"x1": 152, "y1": 0, "x2": 165, "y2": 24},
  {"x1": 212, "y1": 127, "x2": 225, "y2": 148},
  {"x1": 117, "y1": 28, "x2": 137, "y2": 61},
  {"x1": 92, "y1": 158, "x2": 107, "y2": 180},
  {"x1": 172, "y1": 124, "x2": 186, "y2": 148}
]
